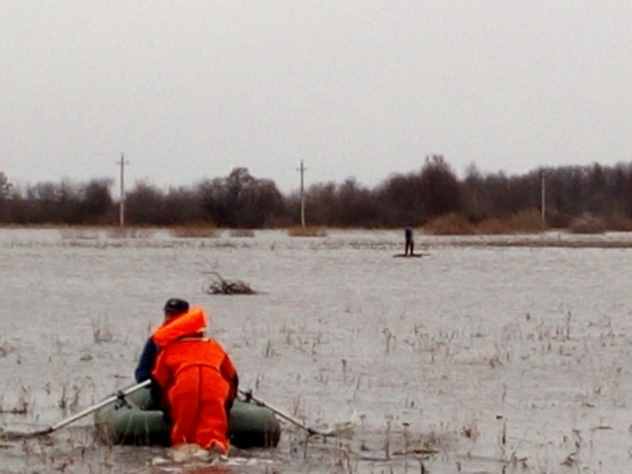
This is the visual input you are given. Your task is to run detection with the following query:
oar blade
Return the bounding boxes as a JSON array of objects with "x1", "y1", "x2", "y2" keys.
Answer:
[{"x1": 1, "y1": 427, "x2": 52, "y2": 441}]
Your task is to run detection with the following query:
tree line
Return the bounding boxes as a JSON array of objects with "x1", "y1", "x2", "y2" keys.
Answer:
[{"x1": 1, "y1": 157, "x2": 632, "y2": 228}]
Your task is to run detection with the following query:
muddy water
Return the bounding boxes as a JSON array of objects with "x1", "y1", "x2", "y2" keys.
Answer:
[{"x1": 1, "y1": 229, "x2": 632, "y2": 473}]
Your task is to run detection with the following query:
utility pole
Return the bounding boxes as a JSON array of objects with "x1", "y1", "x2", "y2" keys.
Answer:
[
  {"x1": 117, "y1": 153, "x2": 130, "y2": 227},
  {"x1": 540, "y1": 169, "x2": 546, "y2": 227},
  {"x1": 297, "y1": 160, "x2": 306, "y2": 227}
]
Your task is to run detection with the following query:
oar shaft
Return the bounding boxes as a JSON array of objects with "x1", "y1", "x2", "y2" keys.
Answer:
[
  {"x1": 239, "y1": 389, "x2": 330, "y2": 436},
  {"x1": 3, "y1": 379, "x2": 152, "y2": 440},
  {"x1": 50, "y1": 379, "x2": 151, "y2": 432},
  {"x1": 239, "y1": 391, "x2": 304, "y2": 428}
]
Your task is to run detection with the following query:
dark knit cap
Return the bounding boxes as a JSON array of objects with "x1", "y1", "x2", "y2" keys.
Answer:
[{"x1": 163, "y1": 298, "x2": 189, "y2": 315}]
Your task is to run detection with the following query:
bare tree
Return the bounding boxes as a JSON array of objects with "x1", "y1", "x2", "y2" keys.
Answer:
[
  {"x1": 125, "y1": 181, "x2": 166, "y2": 225},
  {"x1": 80, "y1": 179, "x2": 114, "y2": 223},
  {"x1": 199, "y1": 167, "x2": 285, "y2": 227},
  {"x1": 0, "y1": 172, "x2": 10, "y2": 198}
]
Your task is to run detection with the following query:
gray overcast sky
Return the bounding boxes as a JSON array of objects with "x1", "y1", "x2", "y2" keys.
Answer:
[{"x1": 2, "y1": 1, "x2": 631, "y2": 194}]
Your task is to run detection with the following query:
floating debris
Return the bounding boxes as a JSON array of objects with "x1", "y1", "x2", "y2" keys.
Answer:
[{"x1": 204, "y1": 272, "x2": 256, "y2": 295}]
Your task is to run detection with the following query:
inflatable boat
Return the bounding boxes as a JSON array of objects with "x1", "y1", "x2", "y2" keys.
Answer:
[{"x1": 94, "y1": 388, "x2": 281, "y2": 449}]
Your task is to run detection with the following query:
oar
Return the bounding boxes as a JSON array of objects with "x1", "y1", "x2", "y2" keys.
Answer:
[
  {"x1": 1, "y1": 379, "x2": 151, "y2": 441},
  {"x1": 239, "y1": 389, "x2": 334, "y2": 437}
]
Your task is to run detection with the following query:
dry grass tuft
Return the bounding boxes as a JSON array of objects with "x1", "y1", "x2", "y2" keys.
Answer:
[
  {"x1": 91, "y1": 318, "x2": 114, "y2": 344},
  {"x1": 424, "y1": 213, "x2": 475, "y2": 235},
  {"x1": 0, "y1": 340, "x2": 15, "y2": 358},
  {"x1": 475, "y1": 209, "x2": 544, "y2": 234},
  {"x1": 504, "y1": 208, "x2": 546, "y2": 233},
  {"x1": 569, "y1": 215, "x2": 607, "y2": 234},
  {"x1": 287, "y1": 226, "x2": 328, "y2": 237},
  {"x1": 169, "y1": 224, "x2": 218, "y2": 238},
  {"x1": 604, "y1": 214, "x2": 632, "y2": 231},
  {"x1": 474, "y1": 217, "x2": 509, "y2": 235},
  {"x1": 426, "y1": 209, "x2": 545, "y2": 235},
  {"x1": 229, "y1": 229, "x2": 255, "y2": 238},
  {"x1": 106, "y1": 226, "x2": 156, "y2": 239},
  {"x1": 0, "y1": 385, "x2": 31, "y2": 415},
  {"x1": 58, "y1": 227, "x2": 99, "y2": 240},
  {"x1": 460, "y1": 420, "x2": 481, "y2": 441}
]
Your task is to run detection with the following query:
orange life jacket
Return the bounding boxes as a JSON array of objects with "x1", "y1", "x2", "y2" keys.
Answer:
[{"x1": 152, "y1": 306, "x2": 208, "y2": 348}]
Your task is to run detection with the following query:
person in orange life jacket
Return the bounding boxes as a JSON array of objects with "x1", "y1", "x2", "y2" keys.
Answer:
[{"x1": 135, "y1": 298, "x2": 239, "y2": 452}]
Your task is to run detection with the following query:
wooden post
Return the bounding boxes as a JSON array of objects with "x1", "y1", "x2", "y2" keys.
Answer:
[
  {"x1": 298, "y1": 160, "x2": 306, "y2": 227},
  {"x1": 540, "y1": 170, "x2": 546, "y2": 227},
  {"x1": 117, "y1": 153, "x2": 129, "y2": 227}
]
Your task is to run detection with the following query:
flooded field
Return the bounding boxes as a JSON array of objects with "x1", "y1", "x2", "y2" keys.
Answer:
[{"x1": 1, "y1": 228, "x2": 632, "y2": 473}]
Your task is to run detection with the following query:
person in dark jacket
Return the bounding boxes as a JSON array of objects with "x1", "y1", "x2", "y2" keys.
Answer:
[
  {"x1": 135, "y1": 298, "x2": 192, "y2": 409},
  {"x1": 135, "y1": 298, "x2": 191, "y2": 384},
  {"x1": 404, "y1": 226, "x2": 414, "y2": 256}
]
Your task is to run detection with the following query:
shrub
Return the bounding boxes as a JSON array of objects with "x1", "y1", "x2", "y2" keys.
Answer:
[
  {"x1": 169, "y1": 224, "x2": 218, "y2": 238},
  {"x1": 58, "y1": 226, "x2": 99, "y2": 240},
  {"x1": 424, "y1": 213, "x2": 474, "y2": 235},
  {"x1": 604, "y1": 214, "x2": 632, "y2": 231},
  {"x1": 287, "y1": 226, "x2": 327, "y2": 237},
  {"x1": 229, "y1": 229, "x2": 255, "y2": 238},
  {"x1": 569, "y1": 215, "x2": 607, "y2": 234},
  {"x1": 106, "y1": 226, "x2": 156, "y2": 239},
  {"x1": 507, "y1": 209, "x2": 546, "y2": 233},
  {"x1": 545, "y1": 210, "x2": 573, "y2": 229},
  {"x1": 475, "y1": 218, "x2": 509, "y2": 235}
]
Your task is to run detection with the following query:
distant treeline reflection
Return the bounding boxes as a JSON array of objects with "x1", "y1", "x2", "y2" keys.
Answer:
[{"x1": 1, "y1": 157, "x2": 632, "y2": 231}]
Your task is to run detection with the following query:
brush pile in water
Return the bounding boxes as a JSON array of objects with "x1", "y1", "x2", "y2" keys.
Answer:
[{"x1": 205, "y1": 272, "x2": 256, "y2": 295}]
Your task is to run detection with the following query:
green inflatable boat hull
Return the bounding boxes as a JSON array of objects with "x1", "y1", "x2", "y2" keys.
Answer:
[{"x1": 94, "y1": 389, "x2": 281, "y2": 449}]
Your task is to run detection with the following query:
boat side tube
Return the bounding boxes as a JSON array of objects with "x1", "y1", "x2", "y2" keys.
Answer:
[{"x1": 94, "y1": 388, "x2": 281, "y2": 448}]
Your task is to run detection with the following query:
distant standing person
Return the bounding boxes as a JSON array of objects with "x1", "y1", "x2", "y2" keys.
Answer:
[{"x1": 404, "y1": 226, "x2": 414, "y2": 256}]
